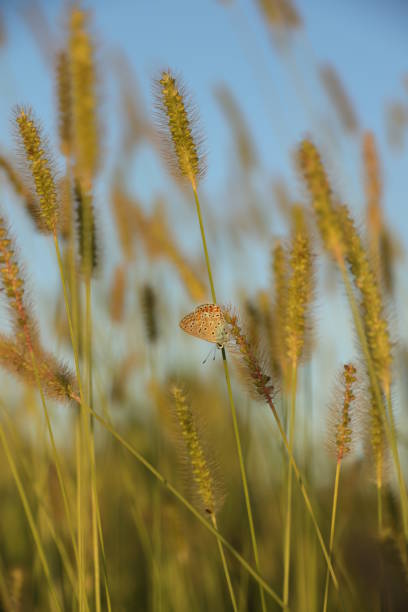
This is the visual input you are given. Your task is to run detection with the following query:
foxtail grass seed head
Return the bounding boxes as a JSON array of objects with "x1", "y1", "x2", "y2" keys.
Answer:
[
  {"x1": 271, "y1": 241, "x2": 288, "y2": 381},
  {"x1": 75, "y1": 180, "x2": 98, "y2": 277},
  {"x1": 336, "y1": 204, "x2": 392, "y2": 395},
  {"x1": 141, "y1": 284, "x2": 158, "y2": 344},
  {"x1": 56, "y1": 50, "x2": 72, "y2": 157},
  {"x1": 367, "y1": 388, "x2": 388, "y2": 487},
  {"x1": 0, "y1": 155, "x2": 39, "y2": 230},
  {"x1": 110, "y1": 263, "x2": 126, "y2": 324},
  {"x1": 155, "y1": 70, "x2": 205, "y2": 188},
  {"x1": 363, "y1": 132, "x2": 382, "y2": 231},
  {"x1": 223, "y1": 306, "x2": 275, "y2": 404},
  {"x1": 296, "y1": 140, "x2": 343, "y2": 260},
  {"x1": 15, "y1": 107, "x2": 59, "y2": 233},
  {"x1": 320, "y1": 65, "x2": 358, "y2": 134},
  {"x1": 171, "y1": 385, "x2": 218, "y2": 516},
  {"x1": 0, "y1": 217, "x2": 37, "y2": 346},
  {"x1": 257, "y1": 0, "x2": 302, "y2": 31},
  {"x1": 111, "y1": 185, "x2": 135, "y2": 261},
  {"x1": 69, "y1": 5, "x2": 100, "y2": 191},
  {"x1": 285, "y1": 206, "x2": 314, "y2": 367},
  {"x1": 214, "y1": 85, "x2": 258, "y2": 172},
  {"x1": 0, "y1": 334, "x2": 76, "y2": 403},
  {"x1": 329, "y1": 363, "x2": 357, "y2": 462}
]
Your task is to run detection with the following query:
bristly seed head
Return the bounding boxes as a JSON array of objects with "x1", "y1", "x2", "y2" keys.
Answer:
[
  {"x1": 296, "y1": 139, "x2": 343, "y2": 261},
  {"x1": 285, "y1": 206, "x2": 314, "y2": 367},
  {"x1": 15, "y1": 107, "x2": 59, "y2": 234},
  {"x1": 171, "y1": 384, "x2": 219, "y2": 516},
  {"x1": 155, "y1": 70, "x2": 205, "y2": 189},
  {"x1": 334, "y1": 363, "x2": 357, "y2": 462}
]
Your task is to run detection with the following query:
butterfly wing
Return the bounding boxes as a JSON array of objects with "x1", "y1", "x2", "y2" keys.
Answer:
[{"x1": 179, "y1": 304, "x2": 227, "y2": 344}]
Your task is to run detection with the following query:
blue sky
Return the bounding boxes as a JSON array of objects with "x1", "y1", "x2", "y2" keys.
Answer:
[{"x1": 0, "y1": 0, "x2": 408, "y2": 382}]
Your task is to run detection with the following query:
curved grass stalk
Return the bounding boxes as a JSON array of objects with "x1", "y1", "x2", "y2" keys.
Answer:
[
  {"x1": 322, "y1": 460, "x2": 341, "y2": 612},
  {"x1": 0, "y1": 424, "x2": 62, "y2": 611},
  {"x1": 53, "y1": 232, "x2": 89, "y2": 612},
  {"x1": 265, "y1": 396, "x2": 338, "y2": 589},
  {"x1": 192, "y1": 186, "x2": 267, "y2": 612},
  {"x1": 283, "y1": 365, "x2": 297, "y2": 607},
  {"x1": 70, "y1": 395, "x2": 284, "y2": 607},
  {"x1": 55, "y1": 232, "x2": 112, "y2": 610},
  {"x1": 212, "y1": 514, "x2": 238, "y2": 612},
  {"x1": 339, "y1": 261, "x2": 408, "y2": 538}
]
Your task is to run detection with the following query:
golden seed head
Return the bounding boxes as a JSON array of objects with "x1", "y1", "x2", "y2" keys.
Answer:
[
  {"x1": 367, "y1": 387, "x2": 388, "y2": 486},
  {"x1": 285, "y1": 207, "x2": 314, "y2": 366},
  {"x1": 0, "y1": 155, "x2": 39, "y2": 230},
  {"x1": 69, "y1": 5, "x2": 100, "y2": 190},
  {"x1": 335, "y1": 363, "x2": 357, "y2": 461},
  {"x1": 0, "y1": 217, "x2": 36, "y2": 344},
  {"x1": 15, "y1": 107, "x2": 59, "y2": 233},
  {"x1": 257, "y1": 0, "x2": 302, "y2": 31},
  {"x1": 336, "y1": 204, "x2": 392, "y2": 394},
  {"x1": 271, "y1": 241, "x2": 288, "y2": 381},
  {"x1": 223, "y1": 306, "x2": 274, "y2": 404},
  {"x1": 0, "y1": 334, "x2": 76, "y2": 403},
  {"x1": 363, "y1": 131, "x2": 382, "y2": 227},
  {"x1": 320, "y1": 65, "x2": 358, "y2": 134},
  {"x1": 155, "y1": 70, "x2": 205, "y2": 188},
  {"x1": 56, "y1": 50, "x2": 72, "y2": 157},
  {"x1": 215, "y1": 85, "x2": 257, "y2": 172},
  {"x1": 296, "y1": 140, "x2": 343, "y2": 259},
  {"x1": 141, "y1": 284, "x2": 158, "y2": 344},
  {"x1": 74, "y1": 181, "x2": 98, "y2": 278},
  {"x1": 171, "y1": 385, "x2": 217, "y2": 515},
  {"x1": 110, "y1": 264, "x2": 126, "y2": 324}
]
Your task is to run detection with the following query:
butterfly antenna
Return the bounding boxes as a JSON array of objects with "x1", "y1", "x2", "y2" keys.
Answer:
[{"x1": 202, "y1": 345, "x2": 217, "y2": 364}]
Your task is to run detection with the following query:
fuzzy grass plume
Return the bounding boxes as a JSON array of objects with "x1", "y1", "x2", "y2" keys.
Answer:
[
  {"x1": 336, "y1": 204, "x2": 392, "y2": 395},
  {"x1": 0, "y1": 155, "x2": 38, "y2": 227},
  {"x1": 328, "y1": 363, "x2": 357, "y2": 462},
  {"x1": 0, "y1": 216, "x2": 36, "y2": 346},
  {"x1": 0, "y1": 334, "x2": 76, "y2": 403},
  {"x1": 141, "y1": 284, "x2": 158, "y2": 345},
  {"x1": 296, "y1": 139, "x2": 344, "y2": 260},
  {"x1": 15, "y1": 107, "x2": 59, "y2": 234},
  {"x1": 75, "y1": 179, "x2": 98, "y2": 277},
  {"x1": 285, "y1": 206, "x2": 314, "y2": 367},
  {"x1": 69, "y1": 5, "x2": 100, "y2": 190},
  {"x1": 171, "y1": 385, "x2": 220, "y2": 516},
  {"x1": 155, "y1": 70, "x2": 205, "y2": 188},
  {"x1": 320, "y1": 65, "x2": 358, "y2": 133},
  {"x1": 56, "y1": 50, "x2": 72, "y2": 157}
]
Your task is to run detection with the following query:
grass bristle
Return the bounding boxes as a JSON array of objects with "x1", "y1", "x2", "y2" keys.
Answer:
[
  {"x1": 154, "y1": 70, "x2": 206, "y2": 188},
  {"x1": 171, "y1": 384, "x2": 222, "y2": 516},
  {"x1": 56, "y1": 50, "x2": 72, "y2": 157},
  {"x1": 74, "y1": 179, "x2": 98, "y2": 277},
  {"x1": 327, "y1": 363, "x2": 357, "y2": 462},
  {"x1": 69, "y1": 4, "x2": 100, "y2": 191},
  {"x1": 0, "y1": 334, "x2": 76, "y2": 403},
  {"x1": 15, "y1": 107, "x2": 59, "y2": 234}
]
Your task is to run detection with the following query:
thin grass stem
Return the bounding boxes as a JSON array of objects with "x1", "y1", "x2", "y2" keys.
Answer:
[
  {"x1": 283, "y1": 365, "x2": 297, "y2": 607},
  {"x1": 212, "y1": 514, "x2": 238, "y2": 612},
  {"x1": 323, "y1": 460, "x2": 341, "y2": 612},
  {"x1": 192, "y1": 185, "x2": 267, "y2": 612},
  {"x1": 0, "y1": 424, "x2": 62, "y2": 611},
  {"x1": 339, "y1": 261, "x2": 408, "y2": 538},
  {"x1": 70, "y1": 396, "x2": 284, "y2": 608},
  {"x1": 265, "y1": 397, "x2": 338, "y2": 589}
]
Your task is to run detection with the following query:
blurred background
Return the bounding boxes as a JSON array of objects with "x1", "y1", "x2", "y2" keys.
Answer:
[
  {"x1": 0, "y1": 1, "x2": 408, "y2": 610},
  {"x1": 1, "y1": 0, "x2": 408, "y2": 373}
]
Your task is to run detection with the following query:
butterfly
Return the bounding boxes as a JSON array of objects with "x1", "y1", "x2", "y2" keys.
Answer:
[{"x1": 179, "y1": 303, "x2": 229, "y2": 349}]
